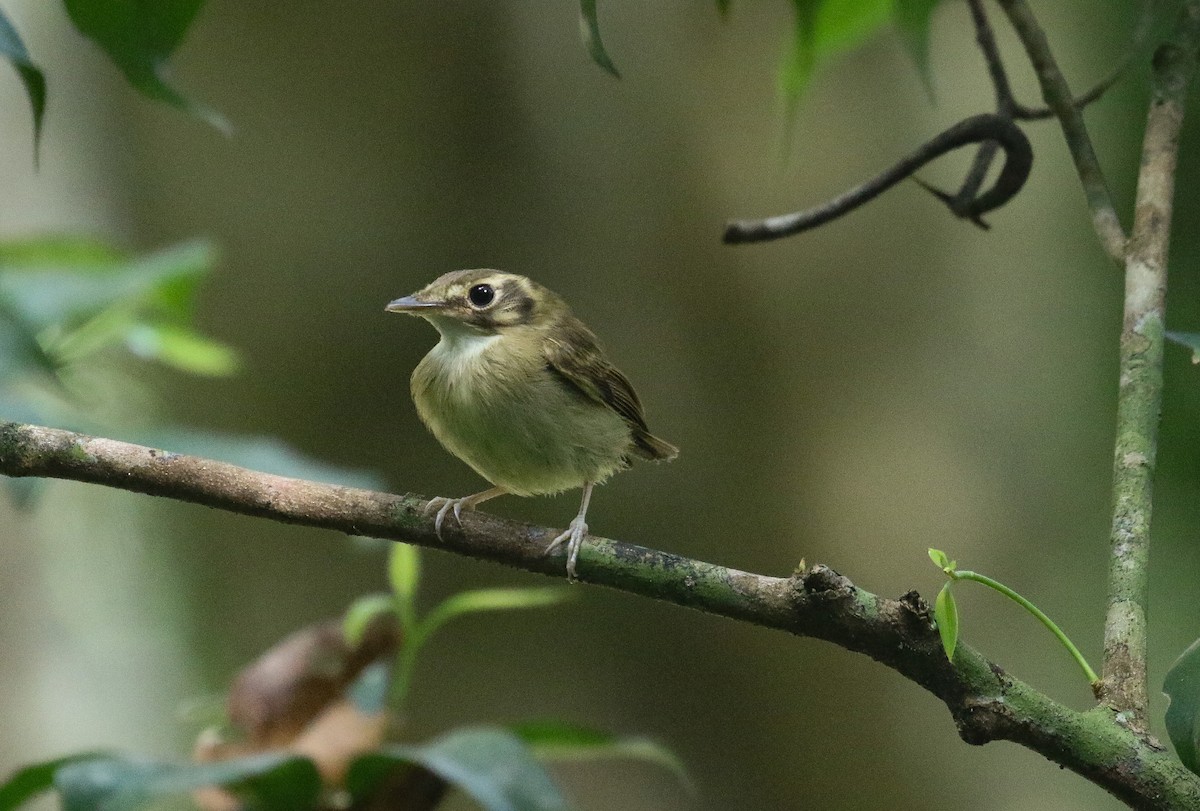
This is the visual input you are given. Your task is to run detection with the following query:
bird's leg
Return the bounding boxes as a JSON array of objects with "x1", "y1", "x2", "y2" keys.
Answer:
[
  {"x1": 423, "y1": 486, "x2": 506, "y2": 538},
  {"x1": 545, "y1": 482, "x2": 594, "y2": 582}
]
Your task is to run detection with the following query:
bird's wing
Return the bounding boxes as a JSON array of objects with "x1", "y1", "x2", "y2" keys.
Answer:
[{"x1": 543, "y1": 319, "x2": 677, "y2": 461}]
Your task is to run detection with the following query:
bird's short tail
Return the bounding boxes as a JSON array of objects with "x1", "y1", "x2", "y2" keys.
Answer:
[{"x1": 633, "y1": 431, "x2": 679, "y2": 462}]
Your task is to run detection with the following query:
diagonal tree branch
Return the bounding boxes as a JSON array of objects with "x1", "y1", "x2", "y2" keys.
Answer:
[
  {"x1": 995, "y1": 0, "x2": 1128, "y2": 262},
  {"x1": 1, "y1": 421, "x2": 1199, "y2": 808},
  {"x1": 1099, "y1": 0, "x2": 1200, "y2": 729}
]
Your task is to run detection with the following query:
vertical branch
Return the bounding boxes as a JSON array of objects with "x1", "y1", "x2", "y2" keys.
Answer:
[
  {"x1": 995, "y1": 0, "x2": 1128, "y2": 262},
  {"x1": 1100, "y1": 2, "x2": 1200, "y2": 726}
]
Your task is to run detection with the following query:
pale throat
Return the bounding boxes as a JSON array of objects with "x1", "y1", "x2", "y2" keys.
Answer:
[{"x1": 424, "y1": 314, "x2": 502, "y2": 377}]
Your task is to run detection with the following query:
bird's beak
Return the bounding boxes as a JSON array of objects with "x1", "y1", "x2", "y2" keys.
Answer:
[{"x1": 385, "y1": 295, "x2": 445, "y2": 314}]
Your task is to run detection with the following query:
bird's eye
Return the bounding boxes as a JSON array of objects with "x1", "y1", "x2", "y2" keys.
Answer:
[{"x1": 467, "y1": 284, "x2": 495, "y2": 308}]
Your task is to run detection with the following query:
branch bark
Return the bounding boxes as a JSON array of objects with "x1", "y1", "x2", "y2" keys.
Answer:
[
  {"x1": 2, "y1": 422, "x2": 1200, "y2": 808},
  {"x1": 1100, "y1": 1, "x2": 1200, "y2": 728}
]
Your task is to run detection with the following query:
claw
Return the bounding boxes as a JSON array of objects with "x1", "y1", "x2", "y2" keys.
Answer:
[
  {"x1": 544, "y1": 482, "x2": 596, "y2": 582},
  {"x1": 421, "y1": 487, "x2": 507, "y2": 540},
  {"x1": 546, "y1": 517, "x2": 589, "y2": 582},
  {"x1": 423, "y1": 496, "x2": 459, "y2": 540}
]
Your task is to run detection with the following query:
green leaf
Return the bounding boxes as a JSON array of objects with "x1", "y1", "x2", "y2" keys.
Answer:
[
  {"x1": 1167, "y1": 331, "x2": 1200, "y2": 364},
  {"x1": 0, "y1": 238, "x2": 215, "y2": 332},
  {"x1": 62, "y1": 0, "x2": 229, "y2": 132},
  {"x1": 347, "y1": 727, "x2": 568, "y2": 811},
  {"x1": 54, "y1": 753, "x2": 320, "y2": 811},
  {"x1": 780, "y1": 0, "x2": 893, "y2": 119},
  {"x1": 389, "y1": 542, "x2": 421, "y2": 631},
  {"x1": 934, "y1": 582, "x2": 959, "y2": 662},
  {"x1": 927, "y1": 548, "x2": 949, "y2": 569},
  {"x1": 781, "y1": 0, "x2": 819, "y2": 123},
  {"x1": 1164, "y1": 637, "x2": 1200, "y2": 775},
  {"x1": 512, "y1": 720, "x2": 692, "y2": 791},
  {"x1": 419, "y1": 587, "x2": 574, "y2": 644},
  {"x1": 0, "y1": 9, "x2": 46, "y2": 158},
  {"x1": 0, "y1": 753, "x2": 106, "y2": 811},
  {"x1": 579, "y1": 0, "x2": 620, "y2": 78},
  {"x1": 343, "y1": 593, "x2": 398, "y2": 649},
  {"x1": 0, "y1": 235, "x2": 122, "y2": 266},
  {"x1": 893, "y1": 0, "x2": 941, "y2": 96},
  {"x1": 123, "y1": 323, "x2": 240, "y2": 376},
  {"x1": 0, "y1": 298, "x2": 59, "y2": 383},
  {"x1": 394, "y1": 587, "x2": 574, "y2": 708}
]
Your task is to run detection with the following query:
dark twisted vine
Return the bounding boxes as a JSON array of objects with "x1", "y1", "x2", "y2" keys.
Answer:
[
  {"x1": 723, "y1": 113, "x2": 1032, "y2": 244},
  {"x1": 724, "y1": 0, "x2": 1146, "y2": 246}
]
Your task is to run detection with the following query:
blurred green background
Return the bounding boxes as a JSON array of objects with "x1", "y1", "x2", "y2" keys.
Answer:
[{"x1": 1, "y1": 1, "x2": 1198, "y2": 808}]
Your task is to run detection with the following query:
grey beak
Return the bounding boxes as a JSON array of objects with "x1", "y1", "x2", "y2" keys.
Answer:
[{"x1": 386, "y1": 296, "x2": 445, "y2": 313}]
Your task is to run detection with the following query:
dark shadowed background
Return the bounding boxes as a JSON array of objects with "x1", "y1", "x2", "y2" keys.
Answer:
[{"x1": 1, "y1": 1, "x2": 1198, "y2": 809}]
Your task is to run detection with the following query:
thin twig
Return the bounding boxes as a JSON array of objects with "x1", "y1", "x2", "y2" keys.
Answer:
[
  {"x1": 1100, "y1": 0, "x2": 1200, "y2": 728},
  {"x1": 1012, "y1": 0, "x2": 1155, "y2": 120},
  {"x1": 0, "y1": 422, "x2": 1199, "y2": 807},
  {"x1": 954, "y1": 0, "x2": 1015, "y2": 208},
  {"x1": 723, "y1": 113, "x2": 1031, "y2": 243},
  {"x1": 995, "y1": 0, "x2": 1127, "y2": 262}
]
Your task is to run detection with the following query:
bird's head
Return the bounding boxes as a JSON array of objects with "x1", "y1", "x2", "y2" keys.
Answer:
[{"x1": 386, "y1": 270, "x2": 564, "y2": 337}]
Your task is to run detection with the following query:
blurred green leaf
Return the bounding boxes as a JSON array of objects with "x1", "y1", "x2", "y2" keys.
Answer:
[
  {"x1": 1167, "y1": 331, "x2": 1200, "y2": 364},
  {"x1": 579, "y1": 0, "x2": 620, "y2": 78},
  {"x1": 54, "y1": 753, "x2": 320, "y2": 811},
  {"x1": 0, "y1": 237, "x2": 224, "y2": 377},
  {"x1": 0, "y1": 299, "x2": 58, "y2": 383},
  {"x1": 62, "y1": 0, "x2": 229, "y2": 132},
  {"x1": 123, "y1": 323, "x2": 240, "y2": 376},
  {"x1": 0, "y1": 9, "x2": 46, "y2": 157},
  {"x1": 0, "y1": 753, "x2": 106, "y2": 811},
  {"x1": 132, "y1": 428, "x2": 386, "y2": 490},
  {"x1": 781, "y1": 0, "x2": 819, "y2": 123},
  {"x1": 347, "y1": 727, "x2": 568, "y2": 811},
  {"x1": 0, "y1": 238, "x2": 215, "y2": 332},
  {"x1": 419, "y1": 587, "x2": 574, "y2": 644},
  {"x1": 394, "y1": 587, "x2": 573, "y2": 707},
  {"x1": 0, "y1": 235, "x2": 122, "y2": 266},
  {"x1": 389, "y1": 542, "x2": 421, "y2": 631},
  {"x1": 1165, "y1": 637, "x2": 1200, "y2": 775},
  {"x1": 893, "y1": 0, "x2": 941, "y2": 96},
  {"x1": 343, "y1": 593, "x2": 398, "y2": 648},
  {"x1": 781, "y1": 0, "x2": 892, "y2": 121},
  {"x1": 934, "y1": 582, "x2": 959, "y2": 662},
  {"x1": 813, "y1": 0, "x2": 893, "y2": 58},
  {"x1": 513, "y1": 720, "x2": 692, "y2": 791}
]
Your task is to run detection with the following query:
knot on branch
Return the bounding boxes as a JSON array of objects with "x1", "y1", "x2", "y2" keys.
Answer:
[
  {"x1": 953, "y1": 694, "x2": 1017, "y2": 746},
  {"x1": 798, "y1": 563, "x2": 853, "y2": 595}
]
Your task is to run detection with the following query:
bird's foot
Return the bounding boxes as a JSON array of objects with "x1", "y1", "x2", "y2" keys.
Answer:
[
  {"x1": 422, "y1": 487, "x2": 507, "y2": 539},
  {"x1": 546, "y1": 516, "x2": 589, "y2": 582},
  {"x1": 423, "y1": 496, "x2": 474, "y2": 539}
]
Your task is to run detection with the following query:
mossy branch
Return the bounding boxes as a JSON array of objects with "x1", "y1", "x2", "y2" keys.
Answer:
[
  {"x1": 0, "y1": 421, "x2": 1198, "y2": 808},
  {"x1": 1096, "y1": 1, "x2": 1200, "y2": 727}
]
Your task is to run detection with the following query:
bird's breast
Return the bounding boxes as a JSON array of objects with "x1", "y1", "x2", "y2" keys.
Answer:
[{"x1": 410, "y1": 335, "x2": 632, "y2": 495}]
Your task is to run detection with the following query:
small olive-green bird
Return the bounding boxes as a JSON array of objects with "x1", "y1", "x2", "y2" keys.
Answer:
[{"x1": 386, "y1": 270, "x2": 677, "y2": 580}]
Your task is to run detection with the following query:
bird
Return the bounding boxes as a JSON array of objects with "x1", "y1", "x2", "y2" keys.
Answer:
[{"x1": 386, "y1": 270, "x2": 677, "y2": 580}]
